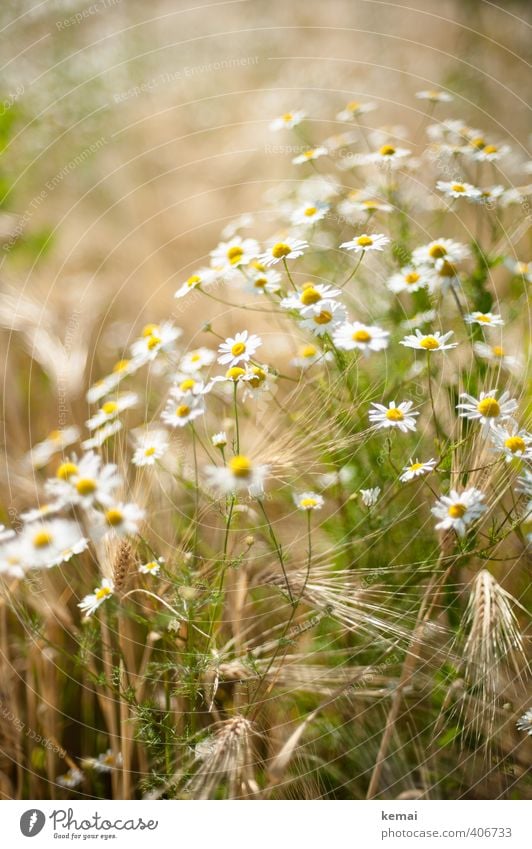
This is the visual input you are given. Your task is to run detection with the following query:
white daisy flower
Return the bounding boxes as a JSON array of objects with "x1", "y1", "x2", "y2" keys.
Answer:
[
  {"x1": 291, "y1": 343, "x2": 332, "y2": 369},
  {"x1": 465, "y1": 311, "x2": 504, "y2": 328},
  {"x1": 516, "y1": 708, "x2": 532, "y2": 736},
  {"x1": 351, "y1": 144, "x2": 411, "y2": 167},
  {"x1": 412, "y1": 238, "x2": 470, "y2": 267},
  {"x1": 281, "y1": 282, "x2": 342, "y2": 313},
  {"x1": 456, "y1": 389, "x2": 518, "y2": 432},
  {"x1": 473, "y1": 342, "x2": 520, "y2": 372},
  {"x1": 205, "y1": 455, "x2": 268, "y2": 498},
  {"x1": 46, "y1": 452, "x2": 121, "y2": 509},
  {"x1": 470, "y1": 143, "x2": 510, "y2": 162},
  {"x1": 300, "y1": 300, "x2": 347, "y2": 336},
  {"x1": 339, "y1": 233, "x2": 390, "y2": 253},
  {"x1": 292, "y1": 146, "x2": 328, "y2": 165},
  {"x1": 399, "y1": 458, "x2": 437, "y2": 482},
  {"x1": 86, "y1": 392, "x2": 138, "y2": 432},
  {"x1": 336, "y1": 100, "x2": 377, "y2": 121},
  {"x1": 401, "y1": 309, "x2": 437, "y2": 330},
  {"x1": 139, "y1": 557, "x2": 164, "y2": 576},
  {"x1": 206, "y1": 366, "x2": 255, "y2": 391},
  {"x1": 290, "y1": 201, "x2": 329, "y2": 226},
  {"x1": 241, "y1": 365, "x2": 277, "y2": 401},
  {"x1": 436, "y1": 180, "x2": 481, "y2": 199},
  {"x1": 26, "y1": 426, "x2": 80, "y2": 469},
  {"x1": 82, "y1": 750, "x2": 123, "y2": 772},
  {"x1": 259, "y1": 238, "x2": 308, "y2": 266},
  {"x1": 171, "y1": 373, "x2": 206, "y2": 397},
  {"x1": 0, "y1": 538, "x2": 25, "y2": 578},
  {"x1": 475, "y1": 185, "x2": 505, "y2": 205},
  {"x1": 101, "y1": 503, "x2": 144, "y2": 537},
  {"x1": 57, "y1": 767, "x2": 84, "y2": 789},
  {"x1": 415, "y1": 90, "x2": 453, "y2": 103},
  {"x1": 161, "y1": 392, "x2": 205, "y2": 428},
  {"x1": 505, "y1": 259, "x2": 532, "y2": 282},
  {"x1": 210, "y1": 237, "x2": 259, "y2": 271},
  {"x1": 245, "y1": 265, "x2": 282, "y2": 295},
  {"x1": 20, "y1": 519, "x2": 89, "y2": 570},
  {"x1": 179, "y1": 347, "x2": 216, "y2": 373},
  {"x1": 86, "y1": 359, "x2": 140, "y2": 404},
  {"x1": 333, "y1": 321, "x2": 389, "y2": 355},
  {"x1": 369, "y1": 400, "x2": 419, "y2": 433},
  {"x1": 217, "y1": 330, "x2": 262, "y2": 367},
  {"x1": 20, "y1": 502, "x2": 63, "y2": 523},
  {"x1": 360, "y1": 487, "x2": 381, "y2": 507},
  {"x1": 387, "y1": 266, "x2": 432, "y2": 293},
  {"x1": 130, "y1": 322, "x2": 182, "y2": 363},
  {"x1": 431, "y1": 488, "x2": 486, "y2": 537},
  {"x1": 175, "y1": 267, "x2": 217, "y2": 299},
  {"x1": 132, "y1": 430, "x2": 169, "y2": 466},
  {"x1": 211, "y1": 431, "x2": 227, "y2": 448},
  {"x1": 81, "y1": 420, "x2": 122, "y2": 450},
  {"x1": 490, "y1": 424, "x2": 532, "y2": 463},
  {"x1": 269, "y1": 111, "x2": 306, "y2": 131},
  {"x1": 323, "y1": 130, "x2": 358, "y2": 151},
  {"x1": 293, "y1": 491, "x2": 324, "y2": 511},
  {"x1": 426, "y1": 260, "x2": 462, "y2": 292},
  {"x1": 338, "y1": 194, "x2": 393, "y2": 220},
  {"x1": 400, "y1": 329, "x2": 457, "y2": 352}
]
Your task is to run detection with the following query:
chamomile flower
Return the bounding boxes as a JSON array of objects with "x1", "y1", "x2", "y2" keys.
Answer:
[
  {"x1": 412, "y1": 238, "x2": 470, "y2": 267},
  {"x1": 465, "y1": 311, "x2": 504, "y2": 328},
  {"x1": 161, "y1": 392, "x2": 205, "y2": 428},
  {"x1": 431, "y1": 488, "x2": 486, "y2": 536},
  {"x1": 336, "y1": 100, "x2": 377, "y2": 121},
  {"x1": 171, "y1": 373, "x2": 206, "y2": 397},
  {"x1": 281, "y1": 282, "x2": 342, "y2": 313},
  {"x1": 217, "y1": 330, "x2": 262, "y2": 366},
  {"x1": 46, "y1": 452, "x2": 121, "y2": 509},
  {"x1": 175, "y1": 267, "x2": 217, "y2": 299},
  {"x1": 516, "y1": 708, "x2": 532, "y2": 736},
  {"x1": 387, "y1": 267, "x2": 432, "y2": 294},
  {"x1": 21, "y1": 519, "x2": 88, "y2": 570},
  {"x1": 81, "y1": 420, "x2": 122, "y2": 450},
  {"x1": 87, "y1": 750, "x2": 124, "y2": 773},
  {"x1": 333, "y1": 321, "x2": 389, "y2": 355},
  {"x1": 179, "y1": 347, "x2": 216, "y2": 373},
  {"x1": 259, "y1": 238, "x2": 308, "y2": 266},
  {"x1": 86, "y1": 359, "x2": 139, "y2": 404},
  {"x1": 456, "y1": 389, "x2": 518, "y2": 432},
  {"x1": 426, "y1": 259, "x2": 462, "y2": 292},
  {"x1": 290, "y1": 201, "x2": 329, "y2": 226},
  {"x1": 399, "y1": 458, "x2": 437, "y2": 482},
  {"x1": 291, "y1": 343, "x2": 331, "y2": 369},
  {"x1": 211, "y1": 431, "x2": 227, "y2": 448},
  {"x1": 300, "y1": 301, "x2": 347, "y2": 336},
  {"x1": 353, "y1": 144, "x2": 411, "y2": 166},
  {"x1": 26, "y1": 426, "x2": 80, "y2": 469},
  {"x1": 57, "y1": 768, "x2": 84, "y2": 789},
  {"x1": 436, "y1": 180, "x2": 481, "y2": 199},
  {"x1": 293, "y1": 491, "x2": 324, "y2": 511},
  {"x1": 490, "y1": 424, "x2": 532, "y2": 463},
  {"x1": 400, "y1": 329, "x2": 457, "y2": 352},
  {"x1": 20, "y1": 503, "x2": 63, "y2": 523},
  {"x1": 473, "y1": 342, "x2": 520, "y2": 372},
  {"x1": 205, "y1": 455, "x2": 268, "y2": 497},
  {"x1": 86, "y1": 393, "x2": 138, "y2": 431},
  {"x1": 415, "y1": 90, "x2": 453, "y2": 103},
  {"x1": 139, "y1": 557, "x2": 164, "y2": 576},
  {"x1": 339, "y1": 233, "x2": 390, "y2": 253},
  {"x1": 245, "y1": 265, "x2": 282, "y2": 294},
  {"x1": 78, "y1": 578, "x2": 114, "y2": 616},
  {"x1": 369, "y1": 400, "x2": 419, "y2": 433},
  {"x1": 132, "y1": 430, "x2": 169, "y2": 466},
  {"x1": 475, "y1": 185, "x2": 505, "y2": 205},
  {"x1": 338, "y1": 193, "x2": 393, "y2": 219},
  {"x1": 470, "y1": 143, "x2": 510, "y2": 162},
  {"x1": 207, "y1": 367, "x2": 255, "y2": 391},
  {"x1": 292, "y1": 146, "x2": 328, "y2": 165},
  {"x1": 360, "y1": 487, "x2": 381, "y2": 507},
  {"x1": 0, "y1": 538, "x2": 25, "y2": 578},
  {"x1": 505, "y1": 259, "x2": 532, "y2": 282},
  {"x1": 130, "y1": 322, "x2": 181, "y2": 363},
  {"x1": 241, "y1": 365, "x2": 277, "y2": 401},
  {"x1": 269, "y1": 111, "x2": 305, "y2": 131},
  {"x1": 101, "y1": 503, "x2": 145, "y2": 537},
  {"x1": 210, "y1": 237, "x2": 260, "y2": 271}
]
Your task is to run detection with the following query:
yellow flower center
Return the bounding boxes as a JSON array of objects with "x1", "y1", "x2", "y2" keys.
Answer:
[
  {"x1": 303, "y1": 149, "x2": 316, "y2": 159},
  {"x1": 271, "y1": 242, "x2": 291, "y2": 258},
  {"x1": 477, "y1": 397, "x2": 500, "y2": 418},
  {"x1": 254, "y1": 276, "x2": 267, "y2": 288},
  {"x1": 144, "y1": 446, "x2": 156, "y2": 456},
  {"x1": 179, "y1": 378, "x2": 196, "y2": 392},
  {"x1": 187, "y1": 274, "x2": 201, "y2": 287},
  {"x1": 492, "y1": 345, "x2": 504, "y2": 357},
  {"x1": 251, "y1": 260, "x2": 266, "y2": 272},
  {"x1": 438, "y1": 261, "x2": 456, "y2": 278},
  {"x1": 476, "y1": 314, "x2": 492, "y2": 322},
  {"x1": 76, "y1": 478, "x2": 97, "y2": 496},
  {"x1": 95, "y1": 586, "x2": 112, "y2": 600},
  {"x1": 379, "y1": 144, "x2": 396, "y2": 156},
  {"x1": 102, "y1": 401, "x2": 118, "y2": 415},
  {"x1": 313, "y1": 310, "x2": 333, "y2": 325},
  {"x1": 105, "y1": 508, "x2": 123, "y2": 526},
  {"x1": 147, "y1": 335, "x2": 161, "y2": 350},
  {"x1": 229, "y1": 455, "x2": 252, "y2": 478},
  {"x1": 33, "y1": 530, "x2": 53, "y2": 548},
  {"x1": 429, "y1": 244, "x2": 446, "y2": 259},
  {"x1": 363, "y1": 200, "x2": 378, "y2": 209},
  {"x1": 176, "y1": 404, "x2": 190, "y2": 418},
  {"x1": 144, "y1": 561, "x2": 158, "y2": 571},
  {"x1": 470, "y1": 136, "x2": 485, "y2": 149},
  {"x1": 282, "y1": 112, "x2": 293, "y2": 121},
  {"x1": 227, "y1": 245, "x2": 244, "y2": 264},
  {"x1": 249, "y1": 367, "x2": 267, "y2": 388},
  {"x1": 386, "y1": 408, "x2": 404, "y2": 422},
  {"x1": 57, "y1": 461, "x2": 78, "y2": 480},
  {"x1": 409, "y1": 462, "x2": 423, "y2": 471},
  {"x1": 483, "y1": 144, "x2": 497, "y2": 154},
  {"x1": 352, "y1": 329, "x2": 371, "y2": 343},
  {"x1": 304, "y1": 206, "x2": 317, "y2": 217},
  {"x1": 505, "y1": 436, "x2": 525, "y2": 454},
  {"x1": 190, "y1": 353, "x2": 201, "y2": 362},
  {"x1": 419, "y1": 336, "x2": 440, "y2": 350},
  {"x1": 405, "y1": 272, "x2": 420, "y2": 284},
  {"x1": 48, "y1": 429, "x2": 61, "y2": 441},
  {"x1": 225, "y1": 367, "x2": 246, "y2": 380},
  {"x1": 142, "y1": 323, "x2": 159, "y2": 337},
  {"x1": 451, "y1": 183, "x2": 465, "y2": 192},
  {"x1": 112, "y1": 359, "x2": 130, "y2": 373},
  {"x1": 357, "y1": 235, "x2": 373, "y2": 247},
  {"x1": 300, "y1": 497, "x2": 318, "y2": 509},
  {"x1": 300, "y1": 286, "x2": 321, "y2": 305},
  {"x1": 448, "y1": 503, "x2": 466, "y2": 519},
  {"x1": 301, "y1": 345, "x2": 317, "y2": 358},
  {"x1": 231, "y1": 341, "x2": 247, "y2": 356}
]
